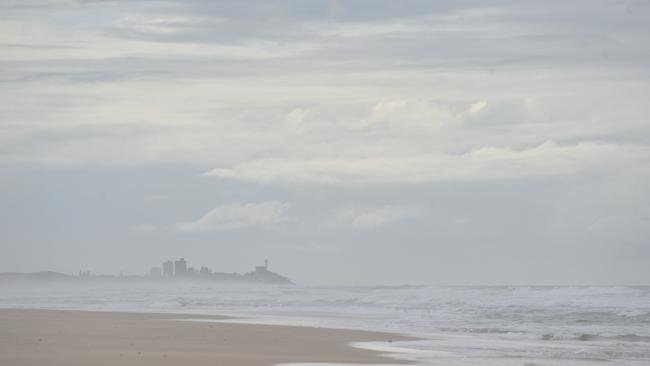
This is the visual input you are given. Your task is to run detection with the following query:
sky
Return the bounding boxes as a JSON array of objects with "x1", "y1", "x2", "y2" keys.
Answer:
[{"x1": 1, "y1": 0, "x2": 649, "y2": 285}]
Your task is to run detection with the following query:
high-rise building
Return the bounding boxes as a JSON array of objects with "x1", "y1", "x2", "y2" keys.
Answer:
[
  {"x1": 174, "y1": 258, "x2": 187, "y2": 276},
  {"x1": 162, "y1": 261, "x2": 174, "y2": 277}
]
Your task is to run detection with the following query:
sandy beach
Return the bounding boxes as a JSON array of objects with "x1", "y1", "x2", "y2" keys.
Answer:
[{"x1": 0, "y1": 309, "x2": 413, "y2": 366}]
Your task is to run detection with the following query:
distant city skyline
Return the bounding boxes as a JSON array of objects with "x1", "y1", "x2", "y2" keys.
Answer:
[
  {"x1": 70, "y1": 258, "x2": 273, "y2": 278},
  {"x1": 2, "y1": 257, "x2": 291, "y2": 284},
  {"x1": 150, "y1": 257, "x2": 269, "y2": 278}
]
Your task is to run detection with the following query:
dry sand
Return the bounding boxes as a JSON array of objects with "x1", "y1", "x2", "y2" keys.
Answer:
[{"x1": 0, "y1": 309, "x2": 415, "y2": 366}]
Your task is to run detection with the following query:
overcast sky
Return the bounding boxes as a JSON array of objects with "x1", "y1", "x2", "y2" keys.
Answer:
[{"x1": 1, "y1": 0, "x2": 649, "y2": 285}]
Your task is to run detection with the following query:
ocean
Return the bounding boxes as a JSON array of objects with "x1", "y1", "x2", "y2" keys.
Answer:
[{"x1": 1, "y1": 284, "x2": 649, "y2": 365}]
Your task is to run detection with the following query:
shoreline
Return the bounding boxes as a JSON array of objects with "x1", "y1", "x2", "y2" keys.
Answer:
[{"x1": 0, "y1": 308, "x2": 418, "y2": 366}]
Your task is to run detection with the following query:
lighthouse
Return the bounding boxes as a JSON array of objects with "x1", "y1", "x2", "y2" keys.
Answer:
[{"x1": 255, "y1": 259, "x2": 268, "y2": 273}]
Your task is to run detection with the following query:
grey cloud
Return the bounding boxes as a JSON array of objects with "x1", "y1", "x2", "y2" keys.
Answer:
[
  {"x1": 329, "y1": 205, "x2": 425, "y2": 229},
  {"x1": 174, "y1": 201, "x2": 291, "y2": 232},
  {"x1": 204, "y1": 142, "x2": 650, "y2": 185},
  {"x1": 132, "y1": 224, "x2": 157, "y2": 233}
]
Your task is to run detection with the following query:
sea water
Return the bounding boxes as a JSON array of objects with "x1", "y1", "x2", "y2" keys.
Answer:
[{"x1": 1, "y1": 284, "x2": 649, "y2": 365}]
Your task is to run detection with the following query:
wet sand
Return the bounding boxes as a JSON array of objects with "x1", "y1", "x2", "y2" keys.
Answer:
[{"x1": 0, "y1": 309, "x2": 414, "y2": 366}]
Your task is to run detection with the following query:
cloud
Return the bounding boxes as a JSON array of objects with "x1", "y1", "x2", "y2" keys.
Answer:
[
  {"x1": 174, "y1": 201, "x2": 290, "y2": 232},
  {"x1": 2, "y1": 0, "x2": 649, "y2": 176},
  {"x1": 113, "y1": 15, "x2": 228, "y2": 37},
  {"x1": 132, "y1": 224, "x2": 157, "y2": 233},
  {"x1": 0, "y1": 1, "x2": 649, "y2": 183},
  {"x1": 204, "y1": 142, "x2": 650, "y2": 185},
  {"x1": 330, "y1": 205, "x2": 424, "y2": 229}
]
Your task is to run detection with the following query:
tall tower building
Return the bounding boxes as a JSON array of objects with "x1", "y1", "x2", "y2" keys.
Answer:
[
  {"x1": 162, "y1": 261, "x2": 174, "y2": 277},
  {"x1": 174, "y1": 258, "x2": 187, "y2": 276}
]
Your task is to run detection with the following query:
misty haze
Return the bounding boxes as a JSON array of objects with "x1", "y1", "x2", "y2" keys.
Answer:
[{"x1": 1, "y1": 1, "x2": 649, "y2": 365}]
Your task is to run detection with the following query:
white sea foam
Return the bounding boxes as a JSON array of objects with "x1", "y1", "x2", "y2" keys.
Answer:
[{"x1": 1, "y1": 284, "x2": 649, "y2": 365}]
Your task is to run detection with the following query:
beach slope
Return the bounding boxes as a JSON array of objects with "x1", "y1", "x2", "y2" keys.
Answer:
[{"x1": 0, "y1": 309, "x2": 413, "y2": 366}]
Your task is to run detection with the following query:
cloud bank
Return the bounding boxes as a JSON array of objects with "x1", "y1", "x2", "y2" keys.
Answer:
[
  {"x1": 330, "y1": 205, "x2": 425, "y2": 229},
  {"x1": 205, "y1": 142, "x2": 650, "y2": 185},
  {"x1": 175, "y1": 201, "x2": 291, "y2": 232}
]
